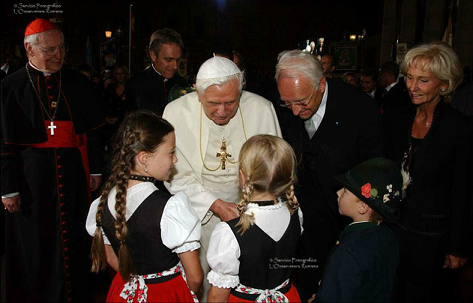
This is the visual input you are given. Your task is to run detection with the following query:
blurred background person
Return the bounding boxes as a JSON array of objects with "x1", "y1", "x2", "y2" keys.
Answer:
[
  {"x1": 78, "y1": 63, "x2": 94, "y2": 80},
  {"x1": 101, "y1": 64, "x2": 130, "y2": 182},
  {"x1": 320, "y1": 54, "x2": 335, "y2": 78},
  {"x1": 103, "y1": 64, "x2": 129, "y2": 127},
  {"x1": 342, "y1": 71, "x2": 357, "y2": 86},
  {"x1": 378, "y1": 61, "x2": 415, "y2": 162},
  {"x1": 232, "y1": 50, "x2": 245, "y2": 71},
  {"x1": 359, "y1": 69, "x2": 382, "y2": 104}
]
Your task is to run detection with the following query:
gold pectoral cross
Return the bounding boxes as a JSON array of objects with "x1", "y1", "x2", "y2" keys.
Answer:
[{"x1": 216, "y1": 139, "x2": 232, "y2": 170}]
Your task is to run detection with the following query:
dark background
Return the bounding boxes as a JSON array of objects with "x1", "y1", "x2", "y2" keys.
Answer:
[
  {"x1": 2, "y1": 0, "x2": 471, "y2": 85},
  {"x1": 1, "y1": 0, "x2": 385, "y2": 78}
]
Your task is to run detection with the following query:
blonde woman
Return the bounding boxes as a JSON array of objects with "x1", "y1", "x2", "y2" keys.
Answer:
[{"x1": 392, "y1": 41, "x2": 473, "y2": 302}]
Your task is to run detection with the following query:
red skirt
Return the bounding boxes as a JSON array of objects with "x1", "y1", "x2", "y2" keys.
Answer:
[
  {"x1": 106, "y1": 272, "x2": 195, "y2": 302},
  {"x1": 228, "y1": 283, "x2": 301, "y2": 302}
]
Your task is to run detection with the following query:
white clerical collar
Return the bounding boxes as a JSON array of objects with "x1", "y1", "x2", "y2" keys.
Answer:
[
  {"x1": 385, "y1": 81, "x2": 397, "y2": 93},
  {"x1": 307, "y1": 80, "x2": 328, "y2": 132},
  {"x1": 151, "y1": 63, "x2": 167, "y2": 82},
  {"x1": 368, "y1": 87, "x2": 376, "y2": 98},
  {"x1": 28, "y1": 61, "x2": 52, "y2": 76}
]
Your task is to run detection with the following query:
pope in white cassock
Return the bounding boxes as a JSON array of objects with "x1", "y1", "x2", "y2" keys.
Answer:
[{"x1": 163, "y1": 56, "x2": 281, "y2": 300}]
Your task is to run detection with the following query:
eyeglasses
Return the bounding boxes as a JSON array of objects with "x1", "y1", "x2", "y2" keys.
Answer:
[
  {"x1": 34, "y1": 44, "x2": 68, "y2": 56},
  {"x1": 283, "y1": 89, "x2": 315, "y2": 108}
]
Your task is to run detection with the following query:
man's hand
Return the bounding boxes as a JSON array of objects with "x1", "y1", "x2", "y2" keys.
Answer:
[
  {"x1": 90, "y1": 175, "x2": 102, "y2": 192},
  {"x1": 209, "y1": 199, "x2": 239, "y2": 222},
  {"x1": 2, "y1": 195, "x2": 22, "y2": 213},
  {"x1": 443, "y1": 254, "x2": 467, "y2": 269}
]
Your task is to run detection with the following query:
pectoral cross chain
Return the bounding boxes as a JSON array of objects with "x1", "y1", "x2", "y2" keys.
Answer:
[
  {"x1": 216, "y1": 139, "x2": 231, "y2": 170},
  {"x1": 48, "y1": 120, "x2": 57, "y2": 136}
]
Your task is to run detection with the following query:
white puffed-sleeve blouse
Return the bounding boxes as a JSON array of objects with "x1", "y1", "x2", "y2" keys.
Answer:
[{"x1": 86, "y1": 182, "x2": 201, "y2": 253}]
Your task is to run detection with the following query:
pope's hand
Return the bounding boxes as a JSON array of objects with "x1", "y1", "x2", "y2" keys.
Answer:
[{"x1": 210, "y1": 199, "x2": 239, "y2": 222}]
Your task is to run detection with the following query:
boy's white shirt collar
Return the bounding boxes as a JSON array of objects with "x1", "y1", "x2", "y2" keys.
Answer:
[{"x1": 348, "y1": 220, "x2": 371, "y2": 226}]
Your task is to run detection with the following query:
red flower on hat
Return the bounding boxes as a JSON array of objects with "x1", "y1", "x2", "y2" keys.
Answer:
[{"x1": 361, "y1": 183, "x2": 371, "y2": 198}]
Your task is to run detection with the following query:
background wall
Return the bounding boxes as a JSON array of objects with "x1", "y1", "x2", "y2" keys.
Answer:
[{"x1": 1, "y1": 0, "x2": 472, "y2": 82}]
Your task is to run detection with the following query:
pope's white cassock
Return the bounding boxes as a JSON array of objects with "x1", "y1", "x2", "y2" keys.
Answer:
[{"x1": 163, "y1": 89, "x2": 281, "y2": 299}]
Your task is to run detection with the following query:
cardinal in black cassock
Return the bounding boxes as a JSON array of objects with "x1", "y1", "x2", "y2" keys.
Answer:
[{"x1": 1, "y1": 18, "x2": 104, "y2": 302}]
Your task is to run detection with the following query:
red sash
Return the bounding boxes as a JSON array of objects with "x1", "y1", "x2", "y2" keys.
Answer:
[{"x1": 29, "y1": 121, "x2": 91, "y2": 201}]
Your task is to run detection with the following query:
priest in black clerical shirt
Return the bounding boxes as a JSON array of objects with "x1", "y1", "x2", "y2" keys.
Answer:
[{"x1": 125, "y1": 28, "x2": 187, "y2": 116}]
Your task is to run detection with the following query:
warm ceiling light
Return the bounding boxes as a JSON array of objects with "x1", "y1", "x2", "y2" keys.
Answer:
[{"x1": 105, "y1": 31, "x2": 112, "y2": 38}]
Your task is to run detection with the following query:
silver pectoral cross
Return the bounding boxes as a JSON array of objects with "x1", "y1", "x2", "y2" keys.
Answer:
[
  {"x1": 48, "y1": 120, "x2": 57, "y2": 136},
  {"x1": 216, "y1": 139, "x2": 232, "y2": 170}
]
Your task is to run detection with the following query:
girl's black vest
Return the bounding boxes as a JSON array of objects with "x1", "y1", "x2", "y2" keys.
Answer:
[
  {"x1": 101, "y1": 190, "x2": 180, "y2": 274},
  {"x1": 227, "y1": 210, "x2": 300, "y2": 299}
]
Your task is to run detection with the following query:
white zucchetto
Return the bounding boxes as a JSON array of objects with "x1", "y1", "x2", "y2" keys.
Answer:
[{"x1": 196, "y1": 56, "x2": 241, "y2": 80}]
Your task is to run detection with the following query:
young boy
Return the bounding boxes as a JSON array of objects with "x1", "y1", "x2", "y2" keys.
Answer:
[{"x1": 315, "y1": 157, "x2": 405, "y2": 302}]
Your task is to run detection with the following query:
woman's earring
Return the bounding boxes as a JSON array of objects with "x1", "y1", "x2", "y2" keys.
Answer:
[
  {"x1": 144, "y1": 164, "x2": 148, "y2": 172},
  {"x1": 441, "y1": 88, "x2": 446, "y2": 92}
]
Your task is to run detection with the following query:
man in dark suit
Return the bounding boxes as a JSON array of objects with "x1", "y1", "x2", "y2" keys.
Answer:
[
  {"x1": 360, "y1": 69, "x2": 383, "y2": 106},
  {"x1": 275, "y1": 50, "x2": 384, "y2": 302},
  {"x1": 126, "y1": 28, "x2": 187, "y2": 116},
  {"x1": 379, "y1": 62, "x2": 415, "y2": 162}
]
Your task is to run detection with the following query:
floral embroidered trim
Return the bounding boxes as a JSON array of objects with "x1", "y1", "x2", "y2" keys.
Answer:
[
  {"x1": 119, "y1": 262, "x2": 198, "y2": 303},
  {"x1": 234, "y1": 278, "x2": 290, "y2": 302}
]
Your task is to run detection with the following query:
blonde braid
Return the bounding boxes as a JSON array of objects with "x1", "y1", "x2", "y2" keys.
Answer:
[
  {"x1": 236, "y1": 181, "x2": 255, "y2": 235},
  {"x1": 285, "y1": 184, "x2": 299, "y2": 215}
]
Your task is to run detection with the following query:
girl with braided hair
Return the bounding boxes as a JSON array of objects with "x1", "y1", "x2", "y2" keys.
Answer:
[
  {"x1": 85, "y1": 110, "x2": 203, "y2": 302},
  {"x1": 206, "y1": 134, "x2": 303, "y2": 302}
]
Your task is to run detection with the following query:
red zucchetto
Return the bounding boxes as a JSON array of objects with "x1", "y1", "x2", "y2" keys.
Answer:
[{"x1": 24, "y1": 18, "x2": 58, "y2": 36}]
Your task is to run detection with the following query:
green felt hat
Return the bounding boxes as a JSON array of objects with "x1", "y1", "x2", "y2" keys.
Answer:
[{"x1": 335, "y1": 157, "x2": 403, "y2": 223}]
